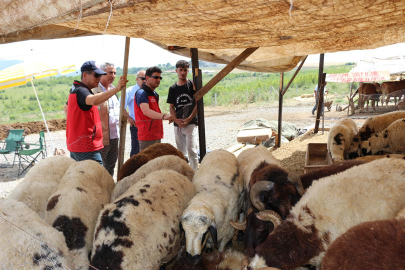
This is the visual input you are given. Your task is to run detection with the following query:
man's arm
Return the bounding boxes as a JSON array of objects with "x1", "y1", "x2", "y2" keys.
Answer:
[
  {"x1": 180, "y1": 103, "x2": 198, "y2": 127},
  {"x1": 86, "y1": 76, "x2": 128, "y2": 106},
  {"x1": 140, "y1": 103, "x2": 174, "y2": 121},
  {"x1": 63, "y1": 104, "x2": 68, "y2": 117}
]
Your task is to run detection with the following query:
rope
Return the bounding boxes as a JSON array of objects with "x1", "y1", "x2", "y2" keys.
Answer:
[{"x1": 103, "y1": 0, "x2": 114, "y2": 34}]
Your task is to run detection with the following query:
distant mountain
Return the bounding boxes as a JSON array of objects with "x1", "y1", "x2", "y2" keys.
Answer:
[{"x1": 0, "y1": 60, "x2": 23, "y2": 71}]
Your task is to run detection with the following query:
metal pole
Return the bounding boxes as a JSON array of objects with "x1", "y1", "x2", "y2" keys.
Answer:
[
  {"x1": 191, "y1": 48, "x2": 206, "y2": 161},
  {"x1": 117, "y1": 37, "x2": 130, "y2": 173}
]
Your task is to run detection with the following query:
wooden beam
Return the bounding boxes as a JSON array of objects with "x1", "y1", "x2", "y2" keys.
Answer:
[
  {"x1": 194, "y1": 47, "x2": 259, "y2": 101},
  {"x1": 277, "y1": 72, "x2": 284, "y2": 148},
  {"x1": 281, "y1": 56, "x2": 308, "y2": 96},
  {"x1": 117, "y1": 37, "x2": 130, "y2": 174},
  {"x1": 191, "y1": 48, "x2": 207, "y2": 161},
  {"x1": 314, "y1": 72, "x2": 327, "y2": 134},
  {"x1": 314, "y1": 53, "x2": 325, "y2": 134}
]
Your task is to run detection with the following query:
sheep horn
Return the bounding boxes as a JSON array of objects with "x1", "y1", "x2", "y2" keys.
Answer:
[
  {"x1": 250, "y1": 181, "x2": 274, "y2": 211},
  {"x1": 230, "y1": 220, "x2": 247, "y2": 231},
  {"x1": 255, "y1": 210, "x2": 282, "y2": 229},
  {"x1": 288, "y1": 173, "x2": 305, "y2": 196}
]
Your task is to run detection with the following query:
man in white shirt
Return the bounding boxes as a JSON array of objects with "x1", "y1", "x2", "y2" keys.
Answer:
[{"x1": 94, "y1": 62, "x2": 130, "y2": 176}]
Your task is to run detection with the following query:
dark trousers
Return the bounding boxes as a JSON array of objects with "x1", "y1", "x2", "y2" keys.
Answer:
[
  {"x1": 70, "y1": 151, "x2": 103, "y2": 165},
  {"x1": 100, "y1": 138, "x2": 119, "y2": 176},
  {"x1": 130, "y1": 125, "x2": 140, "y2": 157}
]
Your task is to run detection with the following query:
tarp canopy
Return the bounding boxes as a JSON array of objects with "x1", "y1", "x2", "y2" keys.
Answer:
[
  {"x1": 350, "y1": 56, "x2": 405, "y2": 77},
  {"x1": 2, "y1": 0, "x2": 405, "y2": 72}
]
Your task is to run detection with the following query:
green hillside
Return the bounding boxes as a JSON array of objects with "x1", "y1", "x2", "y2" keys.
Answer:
[{"x1": 0, "y1": 64, "x2": 356, "y2": 124}]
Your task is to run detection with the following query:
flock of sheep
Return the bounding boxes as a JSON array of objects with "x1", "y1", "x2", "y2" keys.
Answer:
[{"x1": 1, "y1": 111, "x2": 405, "y2": 270}]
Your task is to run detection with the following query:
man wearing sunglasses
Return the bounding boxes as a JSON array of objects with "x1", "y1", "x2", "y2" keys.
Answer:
[
  {"x1": 122, "y1": 70, "x2": 146, "y2": 156},
  {"x1": 66, "y1": 60, "x2": 128, "y2": 164},
  {"x1": 135, "y1": 66, "x2": 175, "y2": 151},
  {"x1": 167, "y1": 60, "x2": 198, "y2": 170}
]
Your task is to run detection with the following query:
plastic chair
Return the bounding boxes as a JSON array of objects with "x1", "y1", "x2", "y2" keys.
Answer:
[
  {"x1": 0, "y1": 129, "x2": 24, "y2": 167},
  {"x1": 18, "y1": 131, "x2": 47, "y2": 176}
]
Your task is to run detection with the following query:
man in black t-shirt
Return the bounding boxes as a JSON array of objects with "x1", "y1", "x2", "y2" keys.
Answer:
[{"x1": 167, "y1": 60, "x2": 198, "y2": 170}]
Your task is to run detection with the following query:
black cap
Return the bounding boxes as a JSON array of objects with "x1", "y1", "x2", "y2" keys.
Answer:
[
  {"x1": 80, "y1": 61, "x2": 107, "y2": 75},
  {"x1": 176, "y1": 60, "x2": 190, "y2": 68}
]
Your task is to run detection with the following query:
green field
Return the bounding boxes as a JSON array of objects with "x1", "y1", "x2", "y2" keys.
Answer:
[{"x1": 0, "y1": 65, "x2": 357, "y2": 124}]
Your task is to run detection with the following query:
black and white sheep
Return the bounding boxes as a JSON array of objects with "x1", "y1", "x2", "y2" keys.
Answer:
[
  {"x1": 111, "y1": 155, "x2": 194, "y2": 202},
  {"x1": 321, "y1": 208, "x2": 405, "y2": 270},
  {"x1": 252, "y1": 158, "x2": 405, "y2": 269},
  {"x1": 44, "y1": 160, "x2": 114, "y2": 270},
  {"x1": 117, "y1": 142, "x2": 186, "y2": 181},
  {"x1": 359, "y1": 118, "x2": 405, "y2": 156},
  {"x1": 0, "y1": 198, "x2": 73, "y2": 269},
  {"x1": 90, "y1": 169, "x2": 195, "y2": 270},
  {"x1": 327, "y1": 118, "x2": 358, "y2": 161},
  {"x1": 181, "y1": 149, "x2": 244, "y2": 265},
  {"x1": 8, "y1": 155, "x2": 75, "y2": 218},
  {"x1": 356, "y1": 111, "x2": 405, "y2": 141}
]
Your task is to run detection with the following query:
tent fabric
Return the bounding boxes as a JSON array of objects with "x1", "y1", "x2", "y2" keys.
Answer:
[
  {"x1": 350, "y1": 56, "x2": 405, "y2": 77},
  {"x1": 2, "y1": 1, "x2": 405, "y2": 72}
]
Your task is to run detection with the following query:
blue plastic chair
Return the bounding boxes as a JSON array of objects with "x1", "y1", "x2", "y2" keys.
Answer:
[
  {"x1": 0, "y1": 129, "x2": 24, "y2": 167},
  {"x1": 18, "y1": 131, "x2": 47, "y2": 176}
]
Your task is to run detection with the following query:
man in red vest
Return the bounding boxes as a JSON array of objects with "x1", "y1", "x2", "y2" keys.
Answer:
[
  {"x1": 66, "y1": 60, "x2": 127, "y2": 164},
  {"x1": 134, "y1": 66, "x2": 175, "y2": 151}
]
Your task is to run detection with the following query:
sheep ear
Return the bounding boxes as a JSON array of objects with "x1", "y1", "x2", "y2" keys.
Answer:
[{"x1": 209, "y1": 223, "x2": 218, "y2": 249}]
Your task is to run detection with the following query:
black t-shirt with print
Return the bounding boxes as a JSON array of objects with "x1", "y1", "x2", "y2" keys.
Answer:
[{"x1": 167, "y1": 80, "x2": 197, "y2": 127}]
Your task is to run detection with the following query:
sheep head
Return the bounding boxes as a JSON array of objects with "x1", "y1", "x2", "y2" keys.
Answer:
[{"x1": 181, "y1": 205, "x2": 217, "y2": 265}]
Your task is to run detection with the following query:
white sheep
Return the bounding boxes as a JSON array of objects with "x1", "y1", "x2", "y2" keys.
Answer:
[
  {"x1": 0, "y1": 198, "x2": 73, "y2": 269},
  {"x1": 111, "y1": 155, "x2": 194, "y2": 202},
  {"x1": 44, "y1": 160, "x2": 114, "y2": 270},
  {"x1": 252, "y1": 158, "x2": 405, "y2": 269},
  {"x1": 90, "y1": 169, "x2": 195, "y2": 270},
  {"x1": 8, "y1": 155, "x2": 75, "y2": 218},
  {"x1": 327, "y1": 118, "x2": 358, "y2": 161},
  {"x1": 181, "y1": 149, "x2": 244, "y2": 265},
  {"x1": 360, "y1": 118, "x2": 405, "y2": 156}
]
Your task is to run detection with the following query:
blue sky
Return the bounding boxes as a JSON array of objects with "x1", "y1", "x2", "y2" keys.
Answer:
[{"x1": 1, "y1": 35, "x2": 405, "y2": 71}]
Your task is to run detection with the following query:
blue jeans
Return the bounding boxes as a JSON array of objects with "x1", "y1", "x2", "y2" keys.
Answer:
[
  {"x1": 130, "y1": 125, "x2": 140, "y2": 157},
  {"x1": 70, "y1": 151, "x2": 103, "y2": 165}
]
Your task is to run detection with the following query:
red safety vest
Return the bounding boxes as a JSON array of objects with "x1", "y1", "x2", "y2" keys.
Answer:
[
  {"x1": 134, "y1": 87, "x2": 163, "y2": 141},
  {"x1": 66, "y1": 82, "x2": 103, "y2": 152}
]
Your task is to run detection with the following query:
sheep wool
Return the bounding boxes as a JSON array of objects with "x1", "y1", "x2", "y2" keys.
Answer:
[
  {"x1": 91, "y1": 169, "x2": 195, "y2": 270},
  {"x1": 8, "y1": 155, "x2": 75, "y2": 218},
  {"x1": 0, "y1": 198, "x2": 73, "y2": 269}
]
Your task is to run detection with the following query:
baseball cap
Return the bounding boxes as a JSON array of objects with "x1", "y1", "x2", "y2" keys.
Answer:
[
  {"x1": 176, "y1": 60, "x2": 190, "y2": 68},
  {"x1": 80, "y1": 61, "x2": 107, "y2": 75}
]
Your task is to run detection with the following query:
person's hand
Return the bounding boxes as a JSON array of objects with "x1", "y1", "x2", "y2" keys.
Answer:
[
  {"x1": 166, "y1": 114, "x2": 175, "y2": 123},
  {"x1": 117, "y1": 76, "x2": 129, "y2": 91},
  {"x1": 175, "y1": 119, "x2": 184, "y2": 127},
  {"x1": 128, "y1": 117, "x2": 135, "y2": 126}
]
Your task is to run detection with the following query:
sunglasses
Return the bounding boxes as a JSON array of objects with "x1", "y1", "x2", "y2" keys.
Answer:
[
  {"x1": 150, "y1": 75, "x2": 163, "y2": 80},
  {"x1": 137, "y1": 77, "x2": 146, "y2": 80}
]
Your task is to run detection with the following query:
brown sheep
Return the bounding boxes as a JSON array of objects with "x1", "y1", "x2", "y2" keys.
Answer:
[
  {"x1": 117, "y1": 143, "x2": 186, "y2": 181},
  {"x1": 321, "y1": 218, "x2": 405, "y2": 270}
]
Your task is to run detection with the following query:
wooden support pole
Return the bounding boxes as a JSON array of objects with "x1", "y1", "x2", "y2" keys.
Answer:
[
  {"x1": 281, "y1": 56, "x2": 308, "y2": 96},
  {"x1": 314, "y1": 72, "x2": 326, "y2": 134},
  {"x1": 277, "y1": 72, "x2": 284, "y2": 148},
  {"x1": 314, "y1": 53, "x2": 325, "y2": 134},
  {"x1": 194, "y1": 47, "x2": 259, "y2": 101},
  {"x1": 117, "y1": 37, "x2": 130, "y2": 174},
  {"x1": 191, "y1": 48, "x2": 207, "y2": 161}
]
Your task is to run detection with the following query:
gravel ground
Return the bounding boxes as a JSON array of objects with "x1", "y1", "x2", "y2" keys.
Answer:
[{"x1": 0, "y1": 102, "x2": 370, "y2": 198}]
